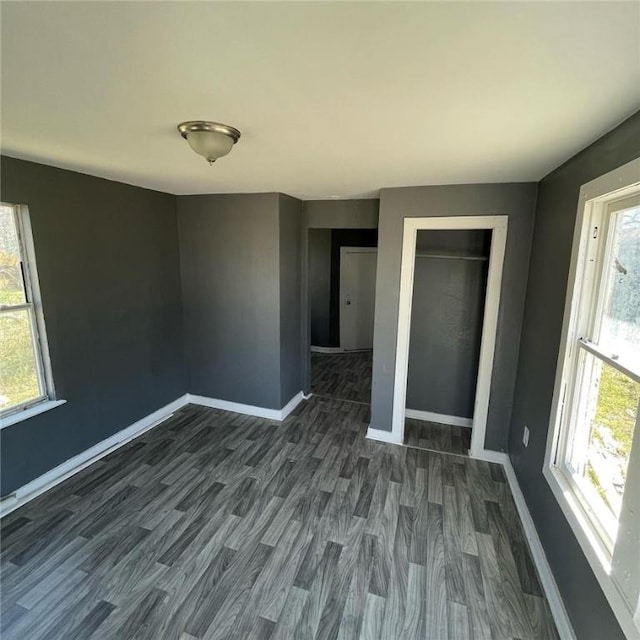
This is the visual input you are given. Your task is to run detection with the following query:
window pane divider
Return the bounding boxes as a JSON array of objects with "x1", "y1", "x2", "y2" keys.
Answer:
[
  {"x1": 578, "y1": 338, "x2": 640, "y2": 383},
  {"x1": 0, "y1": 302, "x2": 33, "y2": 313}
]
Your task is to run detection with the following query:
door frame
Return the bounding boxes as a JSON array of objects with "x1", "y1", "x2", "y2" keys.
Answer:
[
  {"x1": 391, "y1": 215, "x2": 508, "y2": 458},
  {"x1": 339, "y1": 246, "x2": 378, "y2": 351}
]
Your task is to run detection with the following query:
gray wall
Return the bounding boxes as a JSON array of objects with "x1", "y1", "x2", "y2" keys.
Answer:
[
  {"x1": 509, "y1": 111, "x2": 640, "y2": 640},
  {"x1": 309, "y1": 229, "x2": 332, "y2": 346},
  {"x1": 0, "y1": 156, "x2": 186, "y2": 494},
  {"x1": 370, "y1": 183, "x2": 537, "y2": 452},
  {"x1": 177, "y1": 193, "x2": 282, "y2": 409},
  {"x1": 407, "y1": 230, "x2": 488, "y2": 417},
  {"x1": 304, "y1": 199, "x2": 378, "y2": 229},
  {"x1": 177, "y1": 193, "x2": 303, "y2": 410},
  {"x1": 279, "y1": 194, "x2": 303, "y2": 405}
]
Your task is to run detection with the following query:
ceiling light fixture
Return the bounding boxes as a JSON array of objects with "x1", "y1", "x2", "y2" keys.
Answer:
[{"x1": 177, "y1": 121, "x2": 241, "y2": 165}]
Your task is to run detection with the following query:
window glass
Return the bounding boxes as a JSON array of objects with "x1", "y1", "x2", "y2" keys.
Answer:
[
  {"x1": 0, "y1": 309, "x2": 42, "y2": 411},
  {"x1": 599, "y1": 206, "x2": 640, "y2": 370},
  {"x1": 0, "y1": 204, "x2": 26, "y2": 305},
  {"x1": 568, "y1": 355, "x2": 639, "y2": 540}
]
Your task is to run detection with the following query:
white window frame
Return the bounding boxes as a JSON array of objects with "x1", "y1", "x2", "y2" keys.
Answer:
[
  {"x1": 0, "y1": 203, "x2": 63, "y2": 429},
  {"x1": 545, "y1": 157, "x2": 640, "y2": 639}
]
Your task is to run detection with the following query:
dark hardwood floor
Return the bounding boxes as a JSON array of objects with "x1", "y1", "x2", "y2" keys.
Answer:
[
  {"x1": 311, "y1": 351, "x2": 372, "y2": 404},
  {"x1": 311, "y1": 351, "x2": 473, "y2": 458},
  {"x1": 404, "y1": 419, "x2": 472, "y2": 457},
  {"x1": 0, "y1": 397, "x2": 558, "y2": 639}
]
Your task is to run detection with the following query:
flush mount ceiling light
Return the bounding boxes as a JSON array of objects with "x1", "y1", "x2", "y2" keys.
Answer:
[{"x1": 177, "y1": 121, "x2": 241, "y2": 165}]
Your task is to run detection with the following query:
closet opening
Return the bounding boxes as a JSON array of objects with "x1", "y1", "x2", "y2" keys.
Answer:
[
  {"x1": 307, "y1": 228, "x2": 378, "y2": 404},
  {"x1": 405, "y1": 228, "x2": 490, "y2": 455},
  {"x1": 390, "y1": 216, "x2": 508, "y2": 459}
]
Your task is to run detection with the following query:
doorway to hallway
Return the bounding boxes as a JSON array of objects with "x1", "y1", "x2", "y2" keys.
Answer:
[{"x1": 306, "y1": 228, "x2": 378, "y2": 405}]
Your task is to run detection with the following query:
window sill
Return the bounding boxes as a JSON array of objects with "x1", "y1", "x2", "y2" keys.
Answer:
[
  {"x1": 543, "y1": 464, "x2": 639, "y2": 638},
  {"x1": 0, "y1": 399, "x2": 67, "y2": 430}
]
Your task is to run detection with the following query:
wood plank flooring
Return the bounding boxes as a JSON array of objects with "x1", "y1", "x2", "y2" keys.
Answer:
[
  {"x1": 0, "y1": 397, "x2": 558, "y2": 639},
  {"x1": 311, "y1": 351, "x2": 372, "y2": 404},
  {"x1": 404, "y1": 419, "x2": 472, "y2": 457},
  {"x1": 312, "y1": 352, "x2": 471, "y2": 457}
]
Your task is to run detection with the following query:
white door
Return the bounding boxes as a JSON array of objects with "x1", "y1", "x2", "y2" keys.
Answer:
[{"x1": 340, "y1": 247, "x2": 378, "y2": 350}]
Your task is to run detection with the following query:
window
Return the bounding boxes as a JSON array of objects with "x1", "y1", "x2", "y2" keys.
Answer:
[
  {"x1": 560, "y1": 194, "x2": 640, "y2": 549},
  {"x1": 546, "y1": 158, "x2": 640, "y2": 638},
  {"x1": 0, "y1": 203, "x2": 58, "y2": 424}
]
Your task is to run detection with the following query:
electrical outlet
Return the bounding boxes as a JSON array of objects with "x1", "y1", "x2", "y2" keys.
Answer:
[{"x1": 523, "y1": 426, "x2": 530, "y2": 448}]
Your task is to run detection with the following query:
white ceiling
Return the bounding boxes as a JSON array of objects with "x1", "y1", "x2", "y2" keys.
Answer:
[{"x1": 2, "y1": 2, "x2": 639, "y2": 199}]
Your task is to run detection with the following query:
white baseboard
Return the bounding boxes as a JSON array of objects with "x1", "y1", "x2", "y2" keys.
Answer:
[
  {"x1": 310, "y1": 346, "x2": 373, "y2": 354},
  {"x1": 405, "y1": 408, "x2": 473, "y2": 428},
  {"x1": 187, "y1": 391, "x2": 305, "y2": 422},
  {"x1": 279, "y1": 391, "x2": 306, "y2": 420},
  {"x1": 472, "y1": 449, "x2": 509, "y2": 465},
  {"x1": 503, "y1": 458, "x2": 576, "y2": 640},
  {"x1": 0, "y1": 394, "x2": 190, "y2": 519},
  {"x1": 366, "y1": 426, "x2": 403, "y2": 445}
]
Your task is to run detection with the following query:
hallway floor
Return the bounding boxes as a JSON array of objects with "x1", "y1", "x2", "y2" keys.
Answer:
[
  {"x1": 311, "y1": 350, "x2": 373, "y2": 404},
  {"x1": 1, "y1": 396, "x2": 558, "y2": 639}
]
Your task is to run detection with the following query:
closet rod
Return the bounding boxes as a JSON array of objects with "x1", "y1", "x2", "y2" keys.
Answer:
[{"x1": 415, "y1": 252, "x2": 488, "y2": 262}]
